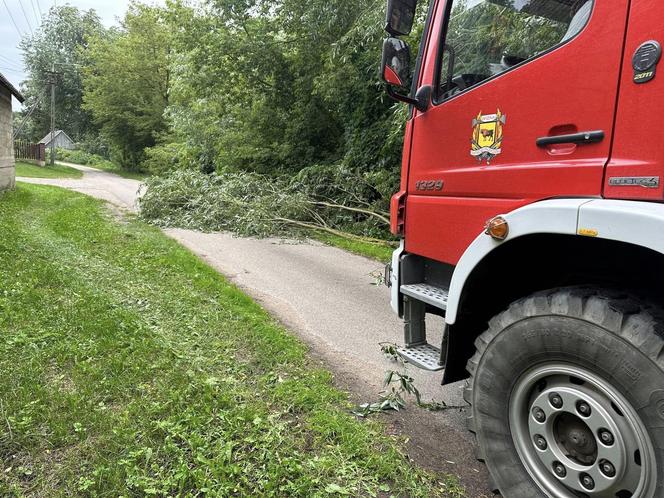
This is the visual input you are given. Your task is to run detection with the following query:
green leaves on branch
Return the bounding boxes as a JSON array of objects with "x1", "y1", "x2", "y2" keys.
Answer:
[
  {"x1": 139, "y1": 168, "x2": 397, "y2": 241},
  {"x1": 139, "y1": 169, "x2": 311, "y2": 238},
  {"x1": 353, "y1": 343, "x2": 454, "y2": 418}
]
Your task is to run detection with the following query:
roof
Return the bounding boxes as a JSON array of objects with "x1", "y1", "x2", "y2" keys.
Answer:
[
  {"x1": 39, "y1": 130, "x2": 75, "y2": 145},
  {"x1": 0, "y1": 72, "x2": 25, "y2": 103}
]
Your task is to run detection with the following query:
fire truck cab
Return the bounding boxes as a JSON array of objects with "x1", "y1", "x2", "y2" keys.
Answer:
[{"x1": 382, "y1": 0, "x2": 664, "y2": 496}]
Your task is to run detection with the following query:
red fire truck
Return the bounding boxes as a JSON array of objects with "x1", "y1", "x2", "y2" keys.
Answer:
[{"x1": 381, "y1": 0, "x2": 664, "y2": 496}]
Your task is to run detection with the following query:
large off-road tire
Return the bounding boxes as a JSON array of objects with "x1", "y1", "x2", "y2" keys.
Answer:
[{"x1": 465, "y1": 288, "x2": 664, "y2": 497}]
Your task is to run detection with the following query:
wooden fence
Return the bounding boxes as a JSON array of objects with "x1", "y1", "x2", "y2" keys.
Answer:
[{"x1": 14, "y1": 140, "x2": 46, "y2": 166}]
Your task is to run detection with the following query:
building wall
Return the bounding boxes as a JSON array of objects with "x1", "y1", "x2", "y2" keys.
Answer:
[
  {"x1": 53, "y1": 133, "x2": 75, "y2": 150},
  {"x1": 0, "y1": 85, "x2": 15, "y2": 191}
]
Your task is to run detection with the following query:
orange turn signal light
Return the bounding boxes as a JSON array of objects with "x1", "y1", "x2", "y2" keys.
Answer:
[{"x1": 485, "y1": 216, "x2": 509, "y2": 241}]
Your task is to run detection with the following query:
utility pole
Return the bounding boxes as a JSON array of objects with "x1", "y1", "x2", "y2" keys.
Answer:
[{"x1": 47, "y1": 64, "x2": 57, "y2": 166}]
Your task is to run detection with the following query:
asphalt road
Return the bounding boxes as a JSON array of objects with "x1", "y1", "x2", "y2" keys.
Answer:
[
  {"x1": 18, "y1": 162, "x2": 143, "y2": 211},
  {"x1": 18, "y1": 163, "x2": 491, "y2": 496}
]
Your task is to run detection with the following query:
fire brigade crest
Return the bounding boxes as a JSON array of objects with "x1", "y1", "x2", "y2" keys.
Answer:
[{"x1": 471, "y1": 109, "x2": 506, "y2": 165}]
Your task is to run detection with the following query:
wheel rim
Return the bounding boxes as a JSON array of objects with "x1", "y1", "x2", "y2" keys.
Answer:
[{"x1": 509, "y1": 363, "x2": 657, "y2": 498}]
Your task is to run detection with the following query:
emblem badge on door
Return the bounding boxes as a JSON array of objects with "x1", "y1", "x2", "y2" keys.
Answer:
[{"x1": 471, "y1": 109, "x2": 506, "y2": 165}]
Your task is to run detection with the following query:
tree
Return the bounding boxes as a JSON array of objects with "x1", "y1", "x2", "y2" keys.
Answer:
[
  {"x1": 167, "y1": 0, "x2": 387, "y2": 174},
  {"x1": 20, "y1": 6, "x2": 105, "y2": 142},
  {"x1": 83, "y1": 2, "x2": 172, "y2": 169}
]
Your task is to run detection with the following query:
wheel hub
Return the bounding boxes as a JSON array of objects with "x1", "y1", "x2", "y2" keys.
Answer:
[
  {"x1": 554, "y1": 412, "x2": 597, "y2": 465},
  {"x1": 509, "y1": 364, "x2": 656, "y2": 497},
  {"x1": 527, "y1": 384, "x2": 627, "y2": 494}
]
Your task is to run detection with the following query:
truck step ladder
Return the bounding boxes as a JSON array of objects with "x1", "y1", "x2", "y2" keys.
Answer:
[
  {"x1": 400, "y1": 283, "x2": 449, "y2": 310},
  {"x1": 397, "y1": 342, "x2": 444, "y2": 371},
  {"x1": 397, "y1": 282, "x2": 449, "y2": 372}
]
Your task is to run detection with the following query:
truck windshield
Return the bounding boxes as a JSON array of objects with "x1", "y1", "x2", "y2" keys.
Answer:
[{"x1": 437, "y1": 0, "x2": 594, "y2": 101}]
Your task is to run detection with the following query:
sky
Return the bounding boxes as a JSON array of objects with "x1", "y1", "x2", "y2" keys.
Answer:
[{"x1": 0, "y1": 0, "x2": 162, "y2": 106}]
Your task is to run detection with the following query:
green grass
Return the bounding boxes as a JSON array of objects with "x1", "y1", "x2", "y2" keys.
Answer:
[
  {"x1": 0, "y1": 184, "x2": 462, "y2": 497},
  {"x1": 314, "y1": 233, "x2": 397, "y2": 262},
  {"x1": 15, "y1": 161, "x2": 83, "y2": 179}
]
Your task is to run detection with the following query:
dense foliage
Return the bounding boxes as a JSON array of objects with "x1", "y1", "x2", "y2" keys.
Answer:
[
  {"x1": 19, "y1": 0, "x2": 428, "y2": 239},
  {"x1": 165, "y1": 0, "x2": 407, "y2": 177},
  {"x1": 82, "y1": 0, "x2": 420, "y2": 239},
  {"x1": 83, "y1": 4, "x2": 172, "y2": 170}
]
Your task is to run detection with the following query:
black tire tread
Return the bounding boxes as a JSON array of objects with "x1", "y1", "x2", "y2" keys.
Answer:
[{"x1": 464, "y1": 286, "x2": 664, "y2": 496}]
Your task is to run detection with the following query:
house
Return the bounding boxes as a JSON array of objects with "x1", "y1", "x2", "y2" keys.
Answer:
[
  {"x1": 39, "y1": 130, "x2": 76, "y2": 151},
  {"x1": 0, "y1": 72, "x2": 25, "y2": 191}
]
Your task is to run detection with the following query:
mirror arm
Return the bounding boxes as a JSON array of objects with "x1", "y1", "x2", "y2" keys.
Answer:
[{"x1": 386, "y1": 85, "x2": 429, "y2": 112}]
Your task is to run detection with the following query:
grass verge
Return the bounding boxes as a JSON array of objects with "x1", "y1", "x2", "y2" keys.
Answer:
[
  {"x1": 15, "y1": 162, "x2": 83, "y2": 179},
  {"x1": 313, "y1": 233, "x2": 397, "y2": 262},
  {"x1": 0, "y1": 184, "x2": 463, "y2": 497}
]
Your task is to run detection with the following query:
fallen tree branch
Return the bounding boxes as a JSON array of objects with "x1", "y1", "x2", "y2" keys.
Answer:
[
  {"x1": 310, "y1": 201, "x2": 390, "y2": 226},
  {"x1": 273, "y1": 217, "x2": 396, "y2": 247}
]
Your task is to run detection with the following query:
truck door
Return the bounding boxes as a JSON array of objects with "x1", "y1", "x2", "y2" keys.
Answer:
[{"x1": 406, "y1": 0, "x2": 629, "y2": 265}]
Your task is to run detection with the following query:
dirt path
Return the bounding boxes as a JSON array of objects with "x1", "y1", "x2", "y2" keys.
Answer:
[{"x1": 17, "y1": 164, "x2": 491, "y2": 497}]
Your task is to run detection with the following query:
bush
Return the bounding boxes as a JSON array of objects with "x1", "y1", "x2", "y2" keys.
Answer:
[
  {"x1": 56, "y1": 148, "x2": 114, "y2": 168},
  {"x1": 140, "y1": 142, "x2": 193, "y2": 176}
]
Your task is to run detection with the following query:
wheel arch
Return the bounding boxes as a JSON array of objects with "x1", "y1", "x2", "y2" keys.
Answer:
[{"x1": 443, "y1": 198, "x2": 664, "y2": 384}]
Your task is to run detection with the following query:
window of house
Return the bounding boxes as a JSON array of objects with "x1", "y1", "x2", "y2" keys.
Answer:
[{"x1": 436, "y1": 0, "x2": 594, "y2": 102}]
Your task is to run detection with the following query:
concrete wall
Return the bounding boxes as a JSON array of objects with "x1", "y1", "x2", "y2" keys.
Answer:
[{"x1": 0, "y1": 85, "x2": 15, "y2": 191}]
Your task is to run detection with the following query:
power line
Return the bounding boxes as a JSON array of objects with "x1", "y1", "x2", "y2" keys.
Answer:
[
  {"x1": 18, "y1": 0, "x2": 34, "y2": 36},
  {"x1": 29, "y1": 0, "x2": 39, "y2": 24},
  {"x1": 35, "y1": 0, "x2": 41, "y2": 17},
  {"x1": 0, "y1": 61, "x2": 23, "y2": 72},
  {"x1": 0, "y1": 54, "x2": 23, "y2": 69},
  {"x1": 2, "y1": 0, "x2": 24, "y2": 38},
  {"x1": 13, "y1": 93, "x2": 42, "y2": 139},
  {"x1": 0, "y1": 52, "x2": 21, "y2": 63},
  {"x1": 0, "y1": 67, "x2": 24, "y2": 74}
]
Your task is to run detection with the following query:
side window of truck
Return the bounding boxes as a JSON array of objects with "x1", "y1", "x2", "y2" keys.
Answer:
[{"x1": 435, "y1": 0, "x2": 594, "y2": 103}]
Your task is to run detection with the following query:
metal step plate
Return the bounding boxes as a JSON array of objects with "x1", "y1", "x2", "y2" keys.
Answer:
[
  {"x1": 397, "y1": 343, "x2": 444, "y2": 371},
  {"x1": 400, "y1": 283, "x2": 449, "y2": 310}
]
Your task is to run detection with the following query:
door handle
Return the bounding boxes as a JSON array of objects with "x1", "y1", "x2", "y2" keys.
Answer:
[{"x1": 536, "y1": 130, "x2": 605, "y2": 148}]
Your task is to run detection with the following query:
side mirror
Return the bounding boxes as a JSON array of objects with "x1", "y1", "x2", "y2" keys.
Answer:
[
  {"x1": 381, "y1": 37, "x2": 429, "y2": 112},
  {"x1": 385, "y1": 0, "x2": 417, "y2": 36},
  {"x1": 381, "y1": 37, "x2": 412, "y2": 88}
]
